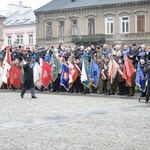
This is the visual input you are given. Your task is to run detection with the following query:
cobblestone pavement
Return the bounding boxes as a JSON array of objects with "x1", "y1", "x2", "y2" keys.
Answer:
[{"x1": 0, "y1": 90, "x2": 150, "y2": 150}]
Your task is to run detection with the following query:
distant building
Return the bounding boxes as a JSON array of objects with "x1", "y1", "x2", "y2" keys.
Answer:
[
  {"x1": 3, "y1": 2, "x2": 36, "y2": 48},
  {"x1": 35, "y1": 0, "x2": 150, "y2": 47},
  {"x1": 0, "y1": 15, "x2": 6, "y2": 49}
]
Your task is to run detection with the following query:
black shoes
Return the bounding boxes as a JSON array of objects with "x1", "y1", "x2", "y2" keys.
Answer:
[
  {"x1": 21, "y1": 94, "x2": 37, "y2": 99},
  {"x1": 32, "y1": 96, "x2": 37, "y2": 98},
  {"x1": 145, "y1": 100, "x2": 149, "y2": 104}
]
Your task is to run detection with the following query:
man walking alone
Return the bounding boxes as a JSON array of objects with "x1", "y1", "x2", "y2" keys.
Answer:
[{"x1": 21, "y1": 58, "x2": 37, "y2": 98}]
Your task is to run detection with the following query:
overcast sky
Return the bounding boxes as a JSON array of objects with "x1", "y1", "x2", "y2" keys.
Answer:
[{"x1": 0, "y1": 0, "x2": 51, "y2": 11}]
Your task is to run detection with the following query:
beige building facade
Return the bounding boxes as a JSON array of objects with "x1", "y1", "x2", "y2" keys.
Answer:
[
  {"x1": 35, "y1": 0, "x2": 150, "y2": 47},
  {"x1": 0, "y1": 15, "x2": 6, "y2": 49}
]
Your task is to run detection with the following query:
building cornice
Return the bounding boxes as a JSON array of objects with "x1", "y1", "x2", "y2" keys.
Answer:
[{"x1": 35, "y1": 1, "x2": 150, "y2": 16}]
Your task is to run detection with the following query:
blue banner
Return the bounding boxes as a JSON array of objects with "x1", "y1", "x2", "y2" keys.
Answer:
[
  {"x1": 60, "y1": 64, "x2": 70, "y2": 91},
  {"x1": 136, "y1": 63, "x2": 146, "y2": 91},
  {"x1": 90, "y1": 59, "x2": 100, "y2": 87}
]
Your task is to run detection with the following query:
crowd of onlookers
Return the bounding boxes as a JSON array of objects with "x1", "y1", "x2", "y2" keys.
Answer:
[{"x1": 0, "y1": 43, "x2": 150, "y2": 98}]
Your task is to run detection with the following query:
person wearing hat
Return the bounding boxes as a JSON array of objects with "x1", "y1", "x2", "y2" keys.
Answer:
[
  {"x1": 20, "y1": 57, "x2": 37, "y2": 98},
  {"x1": 129, "y1": 43, "x2": 139, "y2": 69},
  {"x1": 96, "y1": 45, "x2": 103, "y2": 59}
]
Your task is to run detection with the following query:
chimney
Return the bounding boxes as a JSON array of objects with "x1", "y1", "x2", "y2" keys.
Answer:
[{"x1": 19, "y1": 1, "x2": 23, "y2": 7}]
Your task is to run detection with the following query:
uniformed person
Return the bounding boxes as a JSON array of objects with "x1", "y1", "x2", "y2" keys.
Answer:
[
  {"x1": 21, "y1": 58, "x2": 37, "y2": 98},
  {"x1": 97, "y1": 56, "x2": 105, "y2": 94}
]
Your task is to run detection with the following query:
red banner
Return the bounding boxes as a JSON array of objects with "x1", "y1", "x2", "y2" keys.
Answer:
[
  {"x1": 41, "y1": 60, "x2": 52, "y2": 88},
  {"x1": 123, "y1": 54, "x2": 135, "y2": 86},
  {"x1": 10, "y1": 65, "x2": 21, "y2": 89},
  {"x1": 69, "y1": 64, "x2": 78, "y2": 87}
]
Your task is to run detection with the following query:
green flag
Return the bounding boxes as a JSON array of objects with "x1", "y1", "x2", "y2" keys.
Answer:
[{"x1": 51, "y1": 54, "x2": 61, "y2": 81}]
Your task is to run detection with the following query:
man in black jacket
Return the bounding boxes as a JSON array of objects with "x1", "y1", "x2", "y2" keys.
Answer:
[
  {"x1": 129, "y1": 43, "x2": 139, "y2": 69},
  {"x1": 21, "y1": 58, "x2": 37, "y2": 98},
  {"x1": 144, "y1": 62, "x2": 150, "y2": 103}
]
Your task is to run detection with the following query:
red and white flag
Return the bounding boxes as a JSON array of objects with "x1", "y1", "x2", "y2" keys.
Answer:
[
  {"x1": 123, "y1": 54, "x2": 135, "y2": 86},
  {"x1": 40, "y1": 59, "x2": 52, "y2": 88},
  {"x1": 2, "y1": 46, "x2": 12, "y2": 88},
  {"x1": 2, "y1": 61, "x2": 11, "y2": 87},
  {"x1": 2, "y1": 46, "x2": 12, "y2": 68},
  {"x1": 74, "y1": 64, "x2": 81, "y2": 73},
  {"x1": 34, "y1": 62, "x2": 42, "y2": 89},
  {"x1": 68, "y1": 61, "x2": 78, "y2": 87},
  {"x1": 9, "y1": 65, "x2": 21, "y2": 89},
  {"x1": 100, "y1": 70, "x2": 106, "y2": 80},
  {"x1": 108, "y1": 58, "x2": 119, "y2": 84}
]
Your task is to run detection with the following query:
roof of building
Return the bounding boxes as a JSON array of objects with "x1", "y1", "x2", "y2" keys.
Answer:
[
  {"x1": 4, "y1": 8, "x2": 36, "y2": 27},
  {"x1": 35, "y1": 0, "x2": 147, "y2": 13},
  {"x1": 0, "y1": 15, "x2": 6, "y2": 18}
]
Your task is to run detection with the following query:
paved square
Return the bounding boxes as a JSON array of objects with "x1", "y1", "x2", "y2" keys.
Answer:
[{"x1": 0, "y1": 91, "x2": 150, "y2": 150}]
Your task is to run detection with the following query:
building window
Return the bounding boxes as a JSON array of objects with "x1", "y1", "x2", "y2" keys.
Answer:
[
  {"x1": 88, "y1": 18, "x2": 95, "y2": 35},
  {"x1": 46, "y1": 22, "x2": 52, "y2": 38},
  {"x1": 137, "y1": 15, "x2": 145, "y2": 33},
  {"x1": 29, "y1": 34, "x2": 33, "y2": 45},
  {"x1": 8, "y1": 36, "x2": 12, "y2": 46},
  {"x1": 71, "y1": 20, "x2": 78, "y2": 36},
  {"x1": 106, "y1": 17, "x2": 114, "y2": 34},
  {"x1": 58, "y1": 21, "x2": 65, "y2": 37},
  {"x1": 121, "y1": 16, "x2": 129, "y2": 33},
  {"x1": 17, "y1": 35, "x2": 23, "y2": 45}
]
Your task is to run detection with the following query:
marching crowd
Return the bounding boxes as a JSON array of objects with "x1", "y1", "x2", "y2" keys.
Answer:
[{"x1": 0, "y1": 43, "x2": 150, "y2": 102}]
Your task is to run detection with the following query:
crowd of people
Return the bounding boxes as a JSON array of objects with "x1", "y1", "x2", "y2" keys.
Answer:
[{"x1": 0, "y1": 43, "x2": 150, "y2": 102}]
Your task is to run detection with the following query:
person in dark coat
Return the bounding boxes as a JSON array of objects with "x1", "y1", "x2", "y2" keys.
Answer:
[
  {"x1": 144, "y1": 61, "x2": 150, "y2": 103},
  {"x1": 21, "y1": 58, "x2": 37, "y2": 98},
  {"x1": 129, "y1": 43, "x2": 139, "y2": 69},
  {"x1": 89, "y1": 45, "x2": 96, "y2": 58},
  {"x1": 74, "y1": 46, "x2": 80, "y2": 58},
  {"x1": 117, "y1": 59, "x2": 126, "y2": 95},
  {"x1": 74, "y1": 57, "x2": 83, "y2": 93}
]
